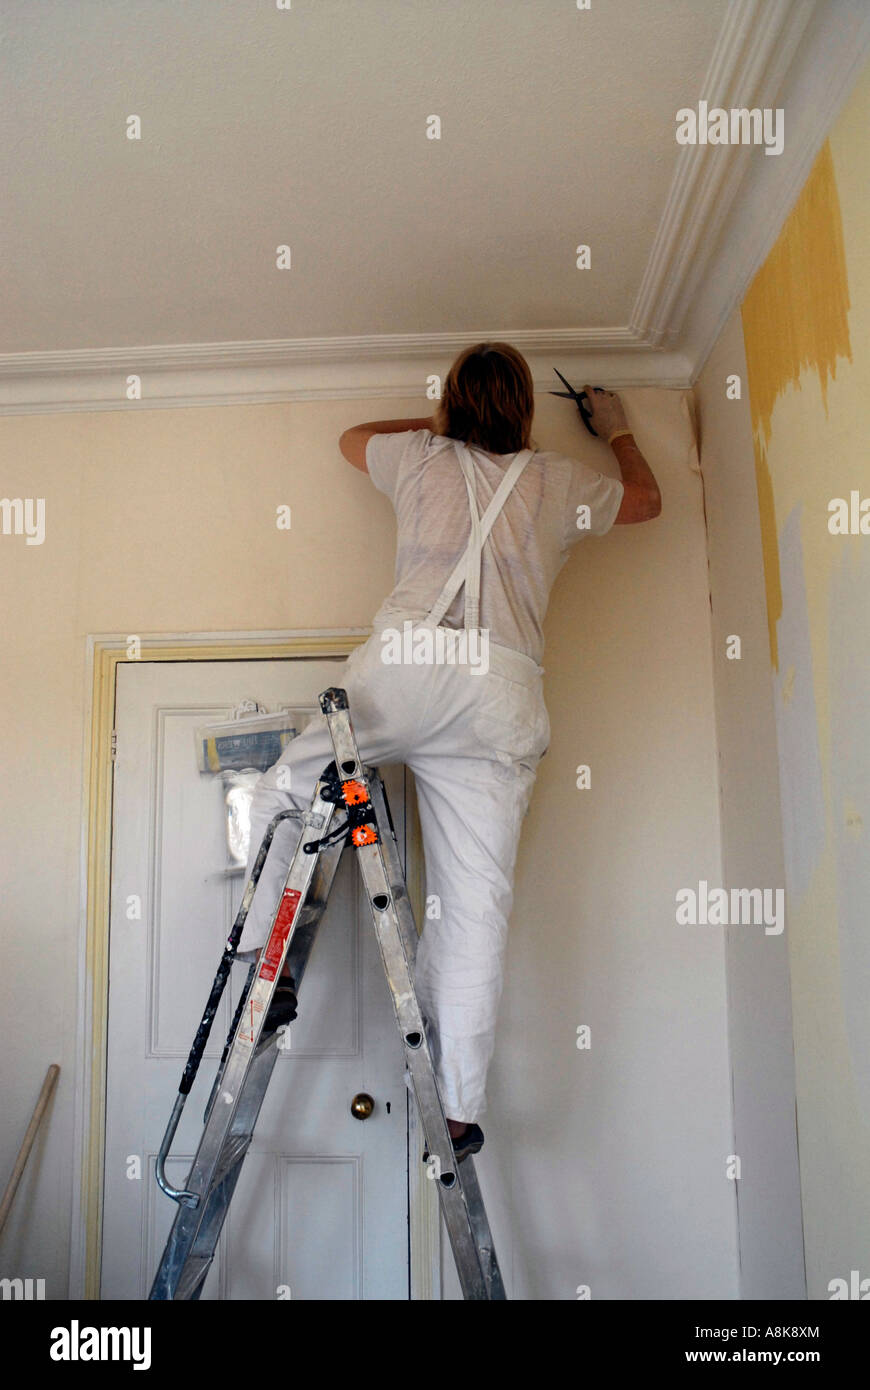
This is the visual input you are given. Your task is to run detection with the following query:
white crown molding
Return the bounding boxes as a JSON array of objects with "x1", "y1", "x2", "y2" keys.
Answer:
[
  {"x1": 0, "y1": 330, "x2": 694, "y2": 414},
  {"x1": 682, "y1": 0, "x2": 870, "y2": 380},
  {"x1": 631, "y1": 0, "x2": 818, "y2": 349},
  {"x1": 0, "y1": 0, "x2": 866, "y2": 414}
]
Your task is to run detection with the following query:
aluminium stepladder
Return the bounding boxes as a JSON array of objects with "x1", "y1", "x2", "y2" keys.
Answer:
[{"x1": 149, "y1": 686, "x2": 506, "y2": 1301}]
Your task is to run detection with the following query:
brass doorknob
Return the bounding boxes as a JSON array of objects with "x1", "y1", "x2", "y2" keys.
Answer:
[{"x1": 351, "y1": 1093, "x2": 375, "y2": 1120}]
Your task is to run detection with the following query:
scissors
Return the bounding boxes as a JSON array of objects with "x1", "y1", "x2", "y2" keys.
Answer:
[{"x1": 550, "y1": 368, "x2": 605, "y2": 437}]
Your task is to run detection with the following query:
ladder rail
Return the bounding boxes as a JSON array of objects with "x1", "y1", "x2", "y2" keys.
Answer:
[
  {"x1": 200, "y1": 832, "x2": 346, "y2": 1129},
  {"x1": 319, "y1": 687, "x2": 506, "y2": 1300},
  {"x1": 154, "y1": 808, "x2": 304, "y2": 1204}
]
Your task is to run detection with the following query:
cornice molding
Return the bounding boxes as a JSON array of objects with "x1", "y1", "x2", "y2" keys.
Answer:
[
  {"x1": 0, "y1": 330, "x2": 693, "y2": 414},
  {"x1": 683, "y1": 0, "x2": 870, "y2": 378},
  {"x1": 631, "y1": 0, "x2": 817, "y2": 347}
]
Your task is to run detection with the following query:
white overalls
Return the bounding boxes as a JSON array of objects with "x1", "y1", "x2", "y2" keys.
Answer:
[{"x1": 238, "y1": 441, "x2": 551, "y2": 1121}]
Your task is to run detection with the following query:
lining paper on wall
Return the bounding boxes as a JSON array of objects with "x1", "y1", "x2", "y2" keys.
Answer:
[
  {"x1": 771, "y1": 505, "x2": 826, "y2": 905},
  {"x1": 829, "y1": 541, "x2": 870, "y2": 1122}
]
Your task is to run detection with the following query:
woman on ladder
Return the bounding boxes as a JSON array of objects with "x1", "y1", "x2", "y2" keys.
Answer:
[{"x1": 237, "y1": 342, "x2": 661, "y2": 1159}]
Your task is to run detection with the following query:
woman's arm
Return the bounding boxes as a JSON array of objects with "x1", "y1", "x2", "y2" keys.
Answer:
[
  {"x1": 339, "y1": 416, "x2": 436, "y2": 472},
  {"x1": 583, "y1": 387, "x2": 661, "y2": 523},
  {"x1": 609, "y1": 434, "x2": 662, "y2": 523}
]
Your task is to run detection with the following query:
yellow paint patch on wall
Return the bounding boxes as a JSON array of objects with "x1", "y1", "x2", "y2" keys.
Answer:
[
  {"x1": 741, "y1": 140, "x2": 852, "y2": 668},
  {"x1": 743, "y1": 141, "x2": 852, "y2": 444}
]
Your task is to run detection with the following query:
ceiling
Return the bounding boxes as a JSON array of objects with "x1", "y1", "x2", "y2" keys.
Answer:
[{"x1": 1, "y1": 0, "x2": 868, "y2": 410}]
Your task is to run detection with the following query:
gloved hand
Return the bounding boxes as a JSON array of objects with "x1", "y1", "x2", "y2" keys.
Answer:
[{"x1": 583, "y1": 386, "x2": 631, "y2": 442}]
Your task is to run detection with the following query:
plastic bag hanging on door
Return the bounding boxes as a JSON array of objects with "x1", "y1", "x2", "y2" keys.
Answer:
[
  {"x1": 194, "y1": 699, "x2": 311, "y2": 873},
  {"x1": 193, "y1": 698, "x2": 308, "y2": 774},
  {"x1": 222, "y1": 768, "x2": 263, "y2": 871}
]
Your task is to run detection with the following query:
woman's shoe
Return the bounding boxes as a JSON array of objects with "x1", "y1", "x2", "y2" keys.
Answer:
[
  {"x1": 451, "y1": 1123, "x2": 484, "y2": 1163},
  {"x1": 263, "y1": 977, "x2": 298, "y2": 1032},
  {"x1": 424, "y1": 1123, "x2": 485, "y2": 1167}
]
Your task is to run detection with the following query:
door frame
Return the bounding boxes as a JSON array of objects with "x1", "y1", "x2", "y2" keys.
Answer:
[{"x1": 70, "y1": 628, "x2": 440, "y2": 1300}]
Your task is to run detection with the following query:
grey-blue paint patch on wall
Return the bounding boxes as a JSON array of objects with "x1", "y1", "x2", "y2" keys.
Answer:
[
  {"x1": 829, "y1": 541, "x2": 870, "y2": 1124},
  {"x1": 772, "y1": 505, "x2": 826, "y2": 905}
]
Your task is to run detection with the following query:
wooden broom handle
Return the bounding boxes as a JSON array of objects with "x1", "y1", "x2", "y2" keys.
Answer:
[{"x1": 0, "y1": 1064, "x2": 60, "y2": 1240}]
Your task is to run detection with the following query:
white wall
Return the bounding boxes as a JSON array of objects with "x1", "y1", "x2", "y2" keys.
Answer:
[
  {"x1": 450, "y1": 388, "x2": 738, "y2": 1298},
  {"x1": 694, "y1": 309, "x2": 805, "y2": 1298},
  {"x1": 0, "y1": 389, "x2": 736, "y2": 1299}
]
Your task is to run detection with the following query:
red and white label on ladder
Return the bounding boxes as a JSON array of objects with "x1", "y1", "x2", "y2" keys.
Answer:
[
  {"x1": 258, "y1": 888, "x2": 302, "y2": 983},
  {"x1": 234, "y1": 888, "x2": 303, "y2": 1053}
]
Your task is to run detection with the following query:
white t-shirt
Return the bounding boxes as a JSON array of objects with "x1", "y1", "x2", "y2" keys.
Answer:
[{"x1": 365, "y1": 429, "x2": 624, "y2": 663}]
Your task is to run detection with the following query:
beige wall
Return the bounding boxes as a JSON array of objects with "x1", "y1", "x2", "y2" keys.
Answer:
[
  {"x1": 0, "y1": 387, "x2": 735, "y2": 1298},
  {"x1": 486, "y1": 389, "x2": 736, "y2": 1298}
]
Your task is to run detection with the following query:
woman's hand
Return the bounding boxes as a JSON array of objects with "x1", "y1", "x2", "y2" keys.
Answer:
[{"x1": 583, "y1": 386, "x2": 629, "y2": 441}]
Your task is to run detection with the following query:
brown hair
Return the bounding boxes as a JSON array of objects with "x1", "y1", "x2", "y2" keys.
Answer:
[{"x1": 433, "y1": 342, "x2": 535, "y2": 454}]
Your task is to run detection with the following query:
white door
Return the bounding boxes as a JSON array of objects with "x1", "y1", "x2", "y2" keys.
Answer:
[{"x1": 101, "y1": 656, "x2": 411, "y2": 1299}]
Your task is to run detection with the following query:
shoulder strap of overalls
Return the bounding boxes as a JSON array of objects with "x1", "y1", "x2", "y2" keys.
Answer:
[{"x1": 424, "y1": 440, "x2": 535, "y2": 630}]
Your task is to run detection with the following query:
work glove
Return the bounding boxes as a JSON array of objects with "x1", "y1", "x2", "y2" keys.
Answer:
[{"x1": 583, "y1": 386, "x2": 632, "y2": 443}]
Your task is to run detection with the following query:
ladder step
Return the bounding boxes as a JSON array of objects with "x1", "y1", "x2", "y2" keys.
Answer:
[
  {"x1": 174, "y1": 1254, "x2": 214, "y2": 1303},
  {"x1": 211, "y1": 1134, "x2": 252, "y2": 1189}
]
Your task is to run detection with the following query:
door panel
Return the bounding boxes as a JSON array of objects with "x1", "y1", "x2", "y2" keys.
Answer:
[{"x1": 102, "y1": 657, "x2": 410, "y2": 1299}]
